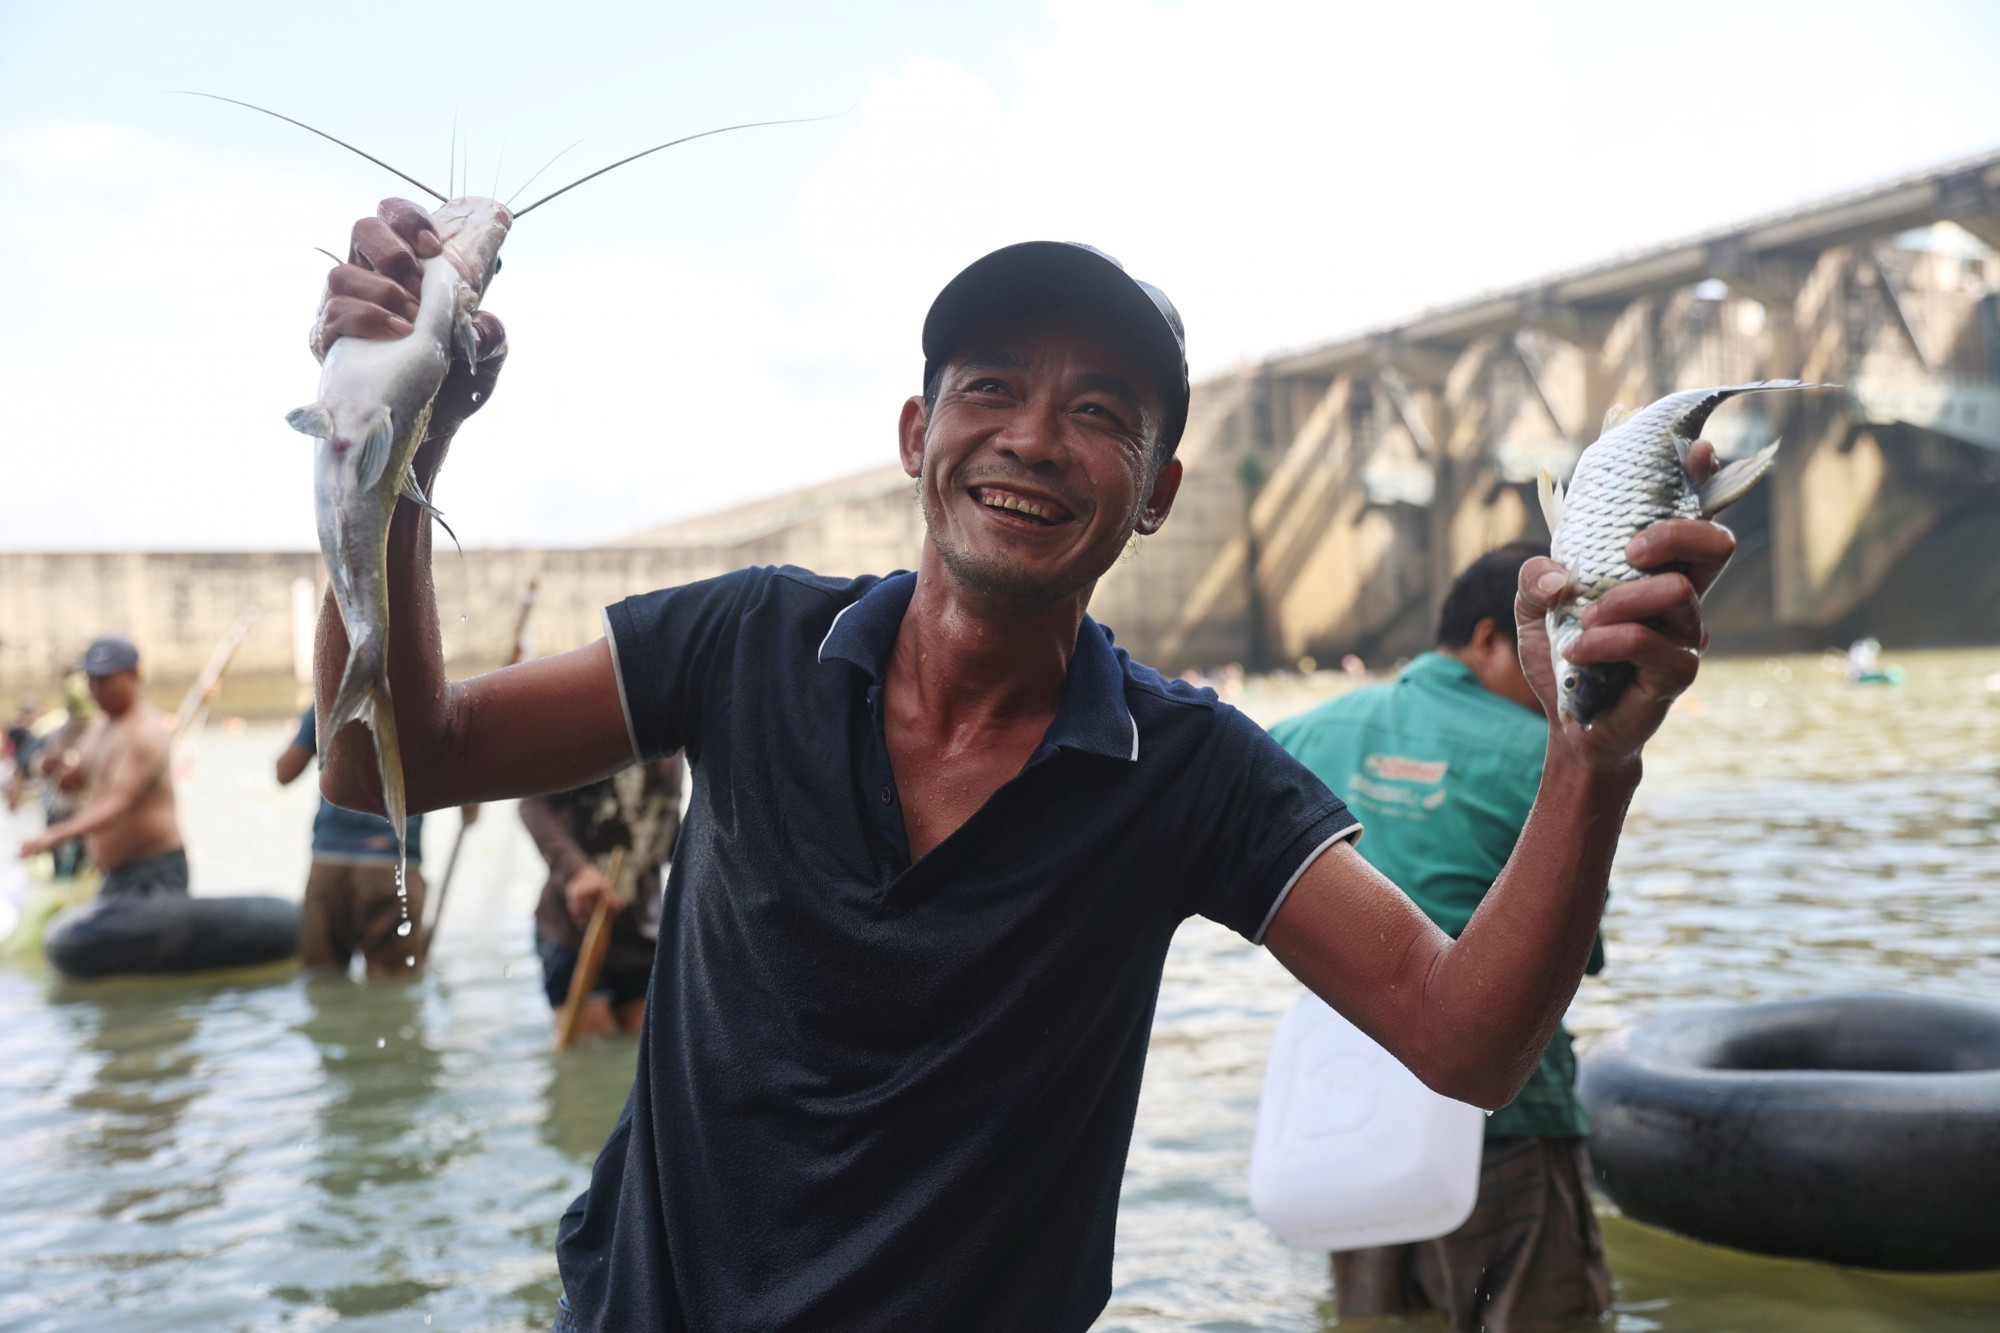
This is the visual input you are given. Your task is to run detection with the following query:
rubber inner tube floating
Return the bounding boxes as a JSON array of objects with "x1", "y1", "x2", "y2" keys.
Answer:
[
  {"x1": 1581, "y1": 993, "x2": 2000, "y2": 1272},
  {"x1": 45, "y1": 893, "x2": 300, "y2": 979}
]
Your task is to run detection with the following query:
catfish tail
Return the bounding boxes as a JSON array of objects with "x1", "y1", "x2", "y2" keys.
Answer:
[{"x1": 322, "y1": 634, "x2": 408, "y2": 869}]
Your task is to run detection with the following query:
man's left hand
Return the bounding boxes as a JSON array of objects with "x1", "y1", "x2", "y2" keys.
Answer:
[{"x1": 1514, "y1": 439, "x2": 1737, "y2": 774}]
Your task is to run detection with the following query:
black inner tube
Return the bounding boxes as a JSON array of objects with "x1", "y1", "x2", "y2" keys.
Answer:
[
  {"x1": 1694, "y1": 1010, "x2": 2000, "y2": 1074},
  {"x1": 46, "y1": 893, "x2": 300, "y2": 979},
  {"x1": 1583, "y1": 993, "x2": 2000, "y2": 1272}
]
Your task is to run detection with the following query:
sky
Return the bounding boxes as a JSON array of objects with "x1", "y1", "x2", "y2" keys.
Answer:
[{"x1": 4, "y1": 0, "x2": 2000, "y2": 551}]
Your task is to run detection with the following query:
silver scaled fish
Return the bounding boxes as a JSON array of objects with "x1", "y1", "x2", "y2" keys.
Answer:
[
  {"x1": 288, "y1": 197, "x2": 512, "y2": 871},
  {"x1": 1537, "y1": 380, "x2": 1828, "y2": 725}
]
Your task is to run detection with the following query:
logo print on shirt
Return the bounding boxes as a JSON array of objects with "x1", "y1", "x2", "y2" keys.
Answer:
[{"x1": 1363, "y1": 754, "x2": 1448, "y2": 784}]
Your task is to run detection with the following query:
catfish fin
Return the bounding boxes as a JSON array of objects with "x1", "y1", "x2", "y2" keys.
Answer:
[
  {"x1": 1537, "y1": 465, "x2": 1565, "y2": 535},
  {"x1": 1698, "y1": 439, "x2": 1781, "y2": 517},
  {"x1": 287, "y1": 403, "x2": 334, "y2": 439},
  {"x1": 1601, "y1": 403, "x2": 1633, "y2": 435},
  {"x1": 321, "y1": 638, "x2": 405, "y2": 876},
  {"x1": 355, "y1": 407, "x2": 396, "y2": 490},
  {"x1": 455, "y1": 311, "x2": 478, "y2": 369},
  {"x1": 401, "y1": 463, "x2": 461, "y2": 552},
  {"x1": 321, "y1": 638, "x2": 378, "y2": 772}
]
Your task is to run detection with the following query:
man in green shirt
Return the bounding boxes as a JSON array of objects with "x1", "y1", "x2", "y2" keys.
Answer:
[{"x1": 1270, "y1": 541, "x2": 1609, "y2": 1333}]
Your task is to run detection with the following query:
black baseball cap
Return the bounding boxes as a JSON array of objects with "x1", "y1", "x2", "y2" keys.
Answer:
[
  {"x1": 922, "y1": 242, "x2": 1191, "y2": 456},
  {"x1": 79, "y1": 636, "x2": 140, "y2": 677}
]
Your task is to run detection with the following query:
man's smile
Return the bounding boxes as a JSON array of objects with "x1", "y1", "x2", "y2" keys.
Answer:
[{"x1": 971, "y1": 485, "x2": 1074, "y2": 527}]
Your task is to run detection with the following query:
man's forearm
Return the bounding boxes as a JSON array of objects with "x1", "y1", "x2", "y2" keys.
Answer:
[
  {"x1": 519, "y1": 793, "x2": 590, "y2": 885},
  {"x1": 41, "y1": 792, "x2": 131, "y2": 845},
  {"x1": 1423, "y1": 754, "x2": 1638, "y2": 1106}
]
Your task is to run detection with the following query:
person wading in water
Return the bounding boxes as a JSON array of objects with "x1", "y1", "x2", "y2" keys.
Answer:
[
  {"x1": 17, "y1": 638, "x2": 188, "y2": 899},
  {"x1": 523, "y1": 755, "x2": 683, "y2": 1039},
  {"x1": 310, "y1": 202, "x2": 1732, "y2": 1332},
  {"x1": 1274, "y1": 542, "x2": 1612, "y2": 1332},
  {"x1": 277, "y1": 706, "x2": 451, "y2": 978}
]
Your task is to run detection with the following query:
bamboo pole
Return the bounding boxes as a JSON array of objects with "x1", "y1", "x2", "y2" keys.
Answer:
[
  {"x1": 554, "y1": 845, "x2": 625, "y2": 1052},
  {"x1": 168, "y1": 606, "x2": 261, "y2": 773}
]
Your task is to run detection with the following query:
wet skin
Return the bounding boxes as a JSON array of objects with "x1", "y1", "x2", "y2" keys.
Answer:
[
  {"x1": 17, "y1": 671, "x2": 183, "y2": 869},
  {"x1": 311, "y1": 197, "x2": 1731, "y2": 1111},
  {"x1": 885, "y1": 309, "x2": 1181, "y2": 860}
]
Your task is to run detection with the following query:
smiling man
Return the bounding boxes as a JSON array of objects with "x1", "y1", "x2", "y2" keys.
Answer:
[{"x1": 313, "y1": 204, "x2": 1732, "y2": 1333}]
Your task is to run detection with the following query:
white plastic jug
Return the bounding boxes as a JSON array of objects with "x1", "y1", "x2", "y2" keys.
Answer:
[{"x1": 1248, "y1": 991, "x2": 1484, "y2": 1251}]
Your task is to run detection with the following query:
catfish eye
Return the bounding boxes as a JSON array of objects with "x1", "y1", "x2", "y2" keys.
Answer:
[
  {"x1": 1563, "y1": 673, "x2": 1577, "y2": 689},
  {"x1": 492, "y1": 257, "x2": 503, "y2": 273}
]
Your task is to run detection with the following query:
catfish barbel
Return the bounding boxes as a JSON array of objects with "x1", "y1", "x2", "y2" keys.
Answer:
[
  {"x1": 183, "y1": 93, "x2": 823, "y2": 887},
  {"x1": 1537, "y1": 380, "x2": 1833, "y2": 726}
]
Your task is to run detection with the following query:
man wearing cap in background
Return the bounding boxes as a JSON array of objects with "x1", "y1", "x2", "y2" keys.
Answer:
[
  {"x1": 17, "y1": 637, "x2": 189, "y2": 901},
  {"x1": 308, "y1": 200, "x2": 1731, "y2": 1331}
]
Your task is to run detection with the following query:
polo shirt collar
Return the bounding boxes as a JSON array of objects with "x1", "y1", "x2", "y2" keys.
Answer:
[
  {"x1": 817, "y1": 571, "x2": 916, "y2": 680},
  {"x1": 1400, "y1": 651, "x2": 1477, "y2": 689},
  {"x1": 817, "y1": 571, "x2": 1139, "y2": 764}
]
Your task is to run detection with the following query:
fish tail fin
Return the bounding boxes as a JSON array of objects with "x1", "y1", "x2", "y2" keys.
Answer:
[
  {"x1": 369, "y1": 678, "x2": 408, "y2": 869},
  {"x1": 1536, "y1": 465, "x2": 1565, "y2": 535},
  {"x1": 321, "y1": 631, "x2": 408, "y2": 860},
  {"x1": 320, "y1": 638, "x2": 373, "y2": 770},
  {"x1": 1676, "y1": 379, "x2": 1838, "y2": 446},
  {"x1": 1698, "y1": 438, "x2": 1782, "y2": 517}
]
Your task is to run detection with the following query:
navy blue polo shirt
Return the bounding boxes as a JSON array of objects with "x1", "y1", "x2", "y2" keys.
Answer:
[{"x1": 557, "y1": 566, "x2": 1359, "y2": 1332}]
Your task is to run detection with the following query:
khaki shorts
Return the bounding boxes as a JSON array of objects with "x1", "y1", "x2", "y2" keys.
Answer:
[
  {"x1": 1331, "y1": 1136, "x2": 1611, "y2": 1333},
  {"x1": 300, "y1": 859, "x2": 428, "y2": 979}
]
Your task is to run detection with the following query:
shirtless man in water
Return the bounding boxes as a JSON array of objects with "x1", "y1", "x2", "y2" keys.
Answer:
[{"x1": 17, "y1": 637, "x2": 188, "y2": 897}]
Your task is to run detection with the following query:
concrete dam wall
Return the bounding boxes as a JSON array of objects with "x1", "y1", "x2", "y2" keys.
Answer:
[{"x1": 8, "y1": 150, "x2": 2000, "y2": 713}]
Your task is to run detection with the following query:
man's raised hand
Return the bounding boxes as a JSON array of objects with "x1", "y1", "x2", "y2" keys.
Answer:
[
  {"x1": 1513, "y1": 439, "x2": 1737, "y2": 773},
  {"x1": 309, "y1": 198, "x2": 507, "y2": 439}
]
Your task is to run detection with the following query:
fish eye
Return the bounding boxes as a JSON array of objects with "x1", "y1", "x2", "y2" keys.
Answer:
[
  {"x1": 1563, "y1": 673, "x2": 1577, "y2": 689},
  {"x1": 493, "y1": 257, "x2": 503, "y2": 273}
]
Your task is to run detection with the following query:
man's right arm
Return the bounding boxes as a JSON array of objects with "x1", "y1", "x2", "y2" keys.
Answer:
[
  {"x1": 313, "y1": 200, "x2": 634, "y2": 816},
  {"x1": 1265, "y1": 521, "x2": 1729, "y2": 1110}
]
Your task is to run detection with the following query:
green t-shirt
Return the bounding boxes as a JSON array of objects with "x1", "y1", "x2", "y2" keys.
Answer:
[{"x1": 1268, "y1": 652, "x2": 1597, "y2": 1139}]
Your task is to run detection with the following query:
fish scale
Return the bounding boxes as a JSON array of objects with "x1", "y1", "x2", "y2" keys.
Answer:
[{"x1": 1538, "y1": 379, "x2": 1833, "y2": 725}]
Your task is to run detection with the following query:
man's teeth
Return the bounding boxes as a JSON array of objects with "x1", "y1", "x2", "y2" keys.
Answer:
[{"x1": 980, "y1": 492, "x2": 1058, "y2": 522}]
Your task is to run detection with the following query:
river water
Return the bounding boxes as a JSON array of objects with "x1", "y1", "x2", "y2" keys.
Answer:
[{"x1": 3, "y1": 648, "x2": 1997, "y2": 1332}]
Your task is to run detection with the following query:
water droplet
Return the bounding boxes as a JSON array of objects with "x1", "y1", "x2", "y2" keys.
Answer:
[
  {"x1": 376, "y1": 1037, "x2": 386, "y2": 1048},
  {"x1": 405, "y1": 956, "x2": 416, "y2": 967},
  {"x1": 461, "y1": 614, "x2": 468, "y2": 622},
  {"x1": 396, "y1": 920, "x2": 413, "y2": 936}
]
